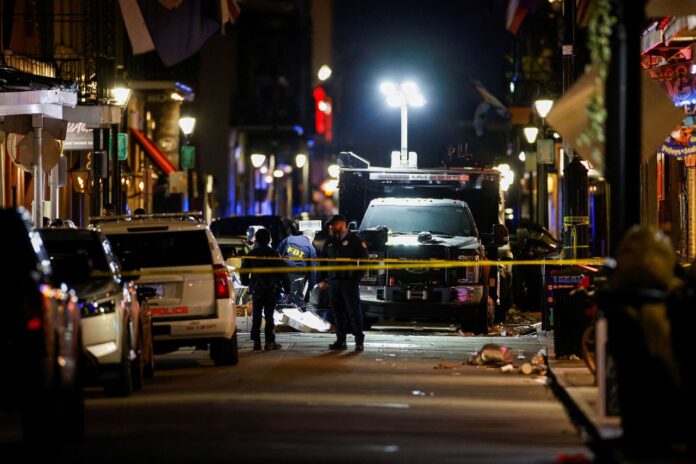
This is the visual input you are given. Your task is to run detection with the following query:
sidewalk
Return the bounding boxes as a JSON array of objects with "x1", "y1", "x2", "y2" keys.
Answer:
[
  {"x1": 547, "y1": 358, "x2": 622, "y2": 444},
  {"x1": 547, "y1": 353, "x2": 694, "y2": 463}
]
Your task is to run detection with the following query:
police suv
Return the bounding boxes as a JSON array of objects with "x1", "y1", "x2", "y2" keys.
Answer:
[{"x1": 94, "y1": 212, "x2": 238, "y2": 365}]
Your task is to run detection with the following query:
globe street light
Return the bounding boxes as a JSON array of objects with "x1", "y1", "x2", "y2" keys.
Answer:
[{"x1": 380, "y1": 80, "x2": 426, "y2": 166}]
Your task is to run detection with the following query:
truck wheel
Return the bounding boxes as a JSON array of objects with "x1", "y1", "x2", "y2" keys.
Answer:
[
  {"x1": 473, "y1": 292, "x2": 494, "y2": 336},
  {"x1": 495, "y1": 275, "x2": 512, "y2": 323},
  {"x1": 210, "y1": 330, "x2": 239, "y2": 366}
]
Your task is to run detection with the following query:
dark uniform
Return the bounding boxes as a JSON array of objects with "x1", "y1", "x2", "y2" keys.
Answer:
[
  {"x1": 240, "y1": 244, "x2": 291, "y2": 348},
  {"x1": 321, "y1": 223, "x2": 369, "y2": 348},
  {"x1": 277, "y1": 234, "x2": 317, "y2": 308}
]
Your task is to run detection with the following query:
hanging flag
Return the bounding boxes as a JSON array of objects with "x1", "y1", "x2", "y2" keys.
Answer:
[
  {"x1": 473, "y1": 80, "x2": 509, "y2": 118},
  {"x1": 506, "y1": 0, "x2": 541, "y2": 35},
  {"x1": 119, "y1": 0, "x2": 240, "y2": 66},
  {"x1": 221, "y1": 0, "x2": 241, "y2": 25}
]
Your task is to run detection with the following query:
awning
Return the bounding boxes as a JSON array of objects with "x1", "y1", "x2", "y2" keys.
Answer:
[{"x1": 129, "y1": 127, "x2": 176, "y2": 175}]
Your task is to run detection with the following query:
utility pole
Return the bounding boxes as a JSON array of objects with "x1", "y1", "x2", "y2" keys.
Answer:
[
  {"x1": 561, "y1": 0, "x2": 590, "y2": 258},
  {"x1": 605, "y1": 0, "x2": 644, "y2": 255}
]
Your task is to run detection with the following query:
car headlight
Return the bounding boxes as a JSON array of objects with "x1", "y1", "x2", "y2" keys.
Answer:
[{"x1": 79, "y1": 299, "x2": 116, "y2": 318}]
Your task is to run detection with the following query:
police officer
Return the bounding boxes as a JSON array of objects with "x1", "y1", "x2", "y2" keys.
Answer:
[
  {"x1": 277, "y1": 229, "x2": 317, "y2": 308},
  {"x1": 319, "y1": 214, "x2": 369, "y2": 351},
  {"x1": 240, "y1": 228, "x2": 291, "y2": 351}
]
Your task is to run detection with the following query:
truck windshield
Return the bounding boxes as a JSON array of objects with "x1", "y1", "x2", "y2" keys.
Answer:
[{"x1": 360, "y1": 204, "x2": 475, "y2": 236}]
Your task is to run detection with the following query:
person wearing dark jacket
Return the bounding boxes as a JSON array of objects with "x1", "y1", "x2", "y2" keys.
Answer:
[
  {"x1": 318, "y1": 215, "x2": 369, "y2": 351},
  {"x1": 240, "y1": 228, "x2": 291, "y2": 351},
  {"x1": 277, "y1": 230, "x2": 317, "y2": 308}
]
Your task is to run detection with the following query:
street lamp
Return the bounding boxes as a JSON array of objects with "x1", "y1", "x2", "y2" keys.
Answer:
[
  {"x1": 178, "y1": 115, "x2": 197, "y2": 211},
  {"x1": 295, "y1": 153, "x2": 307, "y2": 168},
  {"x1": 317, "y1": 65, "x2": 332, "y2": 81},
  {"x1": 534, "y1": 99, "x2": 554, "y2": 119},
  {"x1": 251, "y1": 153, "x2": 266, "y2": 168},
  {"x1": 178, "y1": 117, "x2": 196, "y2": 136},
  {"x1": 531, "y1": 98, "x2": 555, "y2": 229},
  {"x1": 295, "y1": 153, "x2": 309, "y2": 212},
  {"x1": 109, "y1": 75, "x2": 131, "y2": 215},
  {"x1": 523, "y1": 126, "x2": 539, "y2": 144},
  {"x1": 328, "y1": 164, "x2": 340, "y2": 179},
  {"x1": 380, "y1": 80, "x2": 426, "y2": 166}
]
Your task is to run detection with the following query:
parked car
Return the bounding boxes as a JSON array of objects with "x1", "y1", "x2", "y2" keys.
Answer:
[
  {"x1": 0, "y1": 208, "x2": 83, "y2": 442},
  {"x1": 94, "y1": 212, "x2": 239, "y2": 365},
  {"x1": 210, "y1": 215, "x2": 290, "y2": 248},
  {"x1": 39, "y1": 228, "x2": 153, "y2": 396}
]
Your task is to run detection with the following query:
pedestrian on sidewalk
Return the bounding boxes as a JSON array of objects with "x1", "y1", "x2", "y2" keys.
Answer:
[
  {"x1": 241, "y1": 228, "x2": 291, "y2": 351},
  {"x1": 318, "y1": 215, "x2": 369, "y2": 351},
  {"x1": 277, "y1": 229, "x2": 317, "y2": 309}
]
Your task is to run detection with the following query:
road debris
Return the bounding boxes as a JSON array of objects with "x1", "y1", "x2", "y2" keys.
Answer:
[
  {"x1": 500, "y1": 364, "x2": 515, "y2": 373},
  {"x1": 466, "y1": 343, "x2": 514, "y2": 366},
  {"x1": 433, "y1": 362, "x2": 463, "y2": 370}
]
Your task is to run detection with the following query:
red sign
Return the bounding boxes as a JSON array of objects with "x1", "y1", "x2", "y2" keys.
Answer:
[
  {"x1": 151, "y1": 306, "x2": 189, "y2": 316},
  {"x1": 649, "y1": 62, "x2": 696, "y2": 106}
]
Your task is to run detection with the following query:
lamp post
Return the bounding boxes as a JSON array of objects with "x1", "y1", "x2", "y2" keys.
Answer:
[
  {"x1": 380, "y1": 81, "x2": 426, "y2": 166},
  {"x1": 179, "y1": 116, "x2": 196, "y2": 211},
  {"x1": 250, "y1": 154, "x2": 266, "y2": 214},
  {"x1": 109, "y1": 79, "x2": 131, "y2": 215},
  {"x1": 533, "y1": 98, "x2": 554, "y2": 228},
  {"x1": 295, "y1": 153, "x2": 308, "y2": 211}
]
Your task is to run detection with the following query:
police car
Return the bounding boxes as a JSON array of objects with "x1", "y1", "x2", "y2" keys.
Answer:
[{"x1": 93, "y1": 212, "x2": 238, "y2": 366}]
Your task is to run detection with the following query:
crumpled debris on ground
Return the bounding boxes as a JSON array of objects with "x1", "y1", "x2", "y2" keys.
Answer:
[
  {"x1": 433, "y1": 362, "x2": 464, "y2": 369},
  {"x1": 484, "y1": 308, "x2": 542, "y2": 337},
  {"x1": 466, "y1": 343, "x2": 514, "y2": 366}
]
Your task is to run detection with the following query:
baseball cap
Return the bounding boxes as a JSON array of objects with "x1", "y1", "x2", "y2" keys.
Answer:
[{"x1": 326, "y1": 214, "x2": 347, "y2": 226}]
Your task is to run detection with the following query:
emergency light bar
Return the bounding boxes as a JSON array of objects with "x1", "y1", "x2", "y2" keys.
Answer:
[{"x1": 369, "y1": 173, "x2": 470, "y2": 182}]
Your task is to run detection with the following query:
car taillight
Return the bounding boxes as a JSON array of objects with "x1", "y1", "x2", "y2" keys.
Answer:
[
  {"x1": 388, "y1": 276, "x2": 396, "y2": 286},
  {"x1": 214, "y1": 264, "x2": 230, "y2": 299},
  {"x1": 27, "y1": 316, "x2": 42, "y2": 331}
]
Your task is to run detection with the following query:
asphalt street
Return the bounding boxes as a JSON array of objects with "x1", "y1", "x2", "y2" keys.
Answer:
[{"x1": 1, "y1": 332, "x2": 592, "y2": 463}]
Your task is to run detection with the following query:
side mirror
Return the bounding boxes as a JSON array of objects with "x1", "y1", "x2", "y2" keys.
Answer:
[
  {"x1": 493, "y1": 224, "x2": 509, "y2": 247},
  {"x1": 136, "y1": 286, "x2": 157, "y2": 301},
  {"x1": 348, "y1": 221, "x2": 358, "y2": 231}
]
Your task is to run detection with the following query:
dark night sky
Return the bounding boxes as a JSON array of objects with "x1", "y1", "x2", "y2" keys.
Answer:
[{"x1": 332, "y1": 0, "x2": 510, "y2": 168}]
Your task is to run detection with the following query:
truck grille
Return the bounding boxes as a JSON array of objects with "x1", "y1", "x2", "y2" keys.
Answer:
[{"x1": 386, "y1": 245, "x2": 448, "y2": 284}]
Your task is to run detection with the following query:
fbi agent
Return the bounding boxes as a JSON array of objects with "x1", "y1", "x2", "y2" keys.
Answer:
[
  {"x1": 319, "y1": 214, "x2": 369, "y2": 351},
  {"x1": 277, "y1": 230, "x2": 317, "y2": 308}
]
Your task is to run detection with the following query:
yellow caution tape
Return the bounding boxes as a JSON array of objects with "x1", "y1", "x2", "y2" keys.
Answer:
[{"x1": 92, "y1": 257, "x2": 608, "y2": 278}]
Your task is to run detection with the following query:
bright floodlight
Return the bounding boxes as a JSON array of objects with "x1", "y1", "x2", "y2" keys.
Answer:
[
  {"x1": 273, "y1": 169, "x2": 284, "y2": 178},
  {"x1": 328, "y1": 164, "x2": 340, "y2": 178},
  {"x1": 524, "y1": 126, "x2": 539, "y2": 144},
  {"x1": 518, "y1": 151, "x2": 526, "y2": 162},
  {"x1": 407, "y1": 93, "x2": 426, "y2": 107},
  {"x1": 318, "y1": 65, "x2": 332, "y2": 81},
  {"x1": 178, "y1": 117, "x2": 196, "y2": 136},
  {"x1": 380, "y1": 81, "x2": 398, "y2": 96},
  {"x1": 400, "y1": 81, "x2": 420, "y2": 96},
  {"x1": 534, "y1": 99, "x2": 554, "y2": 118},
  {"x1": 295, "y1": 153, "x2": 307, "y2": 168},
  {"x1": 250, "y1": 153, "x2": 266, "y2": 168},
  {"x1": 386, "y1": 93, "x2": 404, "y2": 107}
]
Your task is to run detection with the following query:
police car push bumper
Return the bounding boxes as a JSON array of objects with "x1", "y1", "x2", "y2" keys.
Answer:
[{"x1": 360, "y1": 284, "x2": 484, "y2": 305}]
